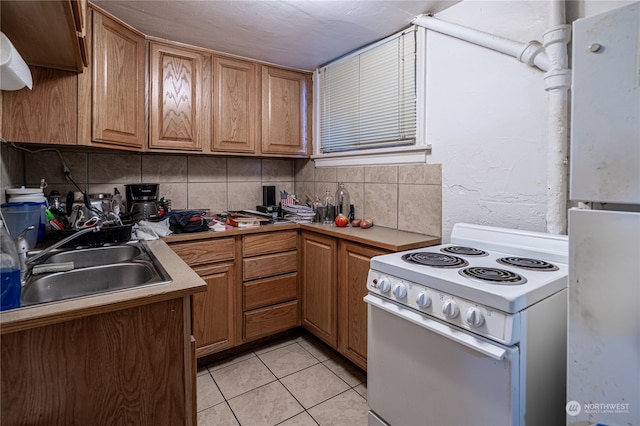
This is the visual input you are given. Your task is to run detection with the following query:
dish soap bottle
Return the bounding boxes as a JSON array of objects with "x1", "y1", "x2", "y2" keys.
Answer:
[{"x1": 0, "y1": 220, "x2": 21, "y2": 311}]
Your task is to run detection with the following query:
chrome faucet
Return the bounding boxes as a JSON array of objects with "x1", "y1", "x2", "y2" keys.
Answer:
[{"x1": 25, "y1": 225, "x2": 102, "y2": 267}]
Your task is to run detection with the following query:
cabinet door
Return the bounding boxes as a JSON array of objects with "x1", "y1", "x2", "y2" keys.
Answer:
[
  {"x1": 2, "y1": 67, "x2": 78, "y2": 145},
  {"x1": 212, "y1": 56, "x2": 258, "y2": 153},
  {"x1": 150, "y1": 42, "x2": 205, "y2": 151},
  {"x1": 91, "y1": 11, "x2": 146, "y2": 149},
  {"x1": 261, "y1": 66, "x2": 311, "y2": 156},
  {"x1": 301, "y1": 232, "x2": 337, "y2": 347},
  {"x1": 192, "y1": 263, "x2": 235, "y2": 357},
  {"x1": 338, "y1": 241, "x2": 387, "y2": 370}
]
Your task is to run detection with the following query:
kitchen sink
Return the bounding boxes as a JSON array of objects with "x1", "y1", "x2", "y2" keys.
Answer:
[
  {"x1": 41, "y1": 244, "x2": 143, "y2": 268},
  {"x1": 21, "y1": 242, "x2": 172, "y2": 307}
]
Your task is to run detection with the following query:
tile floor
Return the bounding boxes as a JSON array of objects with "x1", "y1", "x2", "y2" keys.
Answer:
[{"x1": 197, "y1": 333, "x2": 369, "y2": 426}]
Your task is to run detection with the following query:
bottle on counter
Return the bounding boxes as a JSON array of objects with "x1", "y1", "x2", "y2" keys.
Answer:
[
  {"x1": 0, "y1": 220, "x2": 21, "y2": 311},
  {"x1": 322, "y1": 190, "x2": 335, "y2": 224},
  {"x1": 335, "y1": 183, "x2": 350, "y2": 216}
]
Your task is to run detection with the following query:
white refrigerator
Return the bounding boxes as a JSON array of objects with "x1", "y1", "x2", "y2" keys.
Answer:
[{"x1": 567, "y1": 2, "x2": 640, "y2": 425}]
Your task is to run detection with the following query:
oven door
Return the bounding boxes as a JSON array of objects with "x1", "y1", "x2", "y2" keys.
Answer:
[{"x1": 365, "y1": 294, "x2": 520, "y2": 426}]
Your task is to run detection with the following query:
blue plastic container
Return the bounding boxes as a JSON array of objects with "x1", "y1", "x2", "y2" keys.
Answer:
[{"x1": 0, "y1": 268, "x2": 21, "y2": 311}]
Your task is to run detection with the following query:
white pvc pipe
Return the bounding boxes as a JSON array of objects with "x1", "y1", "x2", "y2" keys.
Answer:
[
  {"x1": 543, "y1": 0, "x2": 571, "y2": 234},
  {"x1": 412, "y1": 15, "x2": 550, "y2": 71}
]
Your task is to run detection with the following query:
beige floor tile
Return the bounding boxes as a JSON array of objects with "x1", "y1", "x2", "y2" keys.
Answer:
[
  {"x1": 197, "y1": 365, "x2": 210, "y2": 376},
  {"x1": 307, "y1": 390, "x2": 369, "y2": 426},
  {"x1": 258, "y1": 343, "x2": 319, "y2": 378},
  {"x1": 228, "y1": 381, "x2": 304, "y2": 426},
  {"x1": 207, "y1": 352, "x2": 256, "y2": 372},
  {"x1": 322, "y1": 358, "x2": 366, "y2": 387},
  {"x1": 197, "y1": 374, "x2": 225, "y2": 412},
  {"x1": 353, "y1": 383, "x2": 368, "y2": 400},
  {"x1": 278, "y1": 411, "x2": 318, "y2": 426},
  {"x1": 296, "y1": 335, "x2": 337, "y2": 363},
  {"x1": 198, "y1": 402, "x2": 240, "y2": 426},
  {"x1": 254, "y1": 336, "x2": 299, "y2": 355},
  {"x1": 281, "y1": 363, "x2": 350, "y2": 409},
  {"x1": 211, "y1": 356, "x2": 276, "y2": 399}
]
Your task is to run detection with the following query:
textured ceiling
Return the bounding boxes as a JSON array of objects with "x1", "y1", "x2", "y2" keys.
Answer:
[{"x1": 92, "y1": 0, "x2": 459, "y2": 71}]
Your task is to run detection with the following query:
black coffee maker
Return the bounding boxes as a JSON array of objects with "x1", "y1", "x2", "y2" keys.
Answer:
[{"x1": 125, "y1": 183, "x2": 159, "y2": 221}]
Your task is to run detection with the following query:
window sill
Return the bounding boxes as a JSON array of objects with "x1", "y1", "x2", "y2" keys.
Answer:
[{"x1": 312, "y1": 145, "x2": 431, "y2": 168}]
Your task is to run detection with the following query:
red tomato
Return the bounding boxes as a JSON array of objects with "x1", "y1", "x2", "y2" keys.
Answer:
[{"x1": 335, "y1": 214, "x2": 349, "y2": 227}]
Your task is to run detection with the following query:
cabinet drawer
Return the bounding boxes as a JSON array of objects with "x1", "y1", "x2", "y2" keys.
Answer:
[
  {"x1": 243, "y1": 230, "x2": 297, "y2": 257},
  {"x1": 243, "y1": 273, "x2": 298, "y2": 311},
  {"x1": 243, "y1": 300, "x2": 299, "y2": 340},
  {"x1": 243, "y1": 251, "x2": 297, "y2": 281},
  {"x1": 170, "y1": 238, "x2": 235, "y2": 266}
]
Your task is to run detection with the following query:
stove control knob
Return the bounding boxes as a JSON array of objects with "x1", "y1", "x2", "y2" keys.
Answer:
[
  {"x1": 442, "y1": 300, "x2": 459, "y2": 318},
  {"x1": 465, "y1": 307, "x2": 485, "y2": 327},
  {"x1": 416, "y1": 292, "x2": 432, "y2": 308},
  {"x1": 377, "y1": 278, "x2": 391, "y2": 293},
  {"x1": 393, "y1": 283, "x2": 407, "y2": 299}
]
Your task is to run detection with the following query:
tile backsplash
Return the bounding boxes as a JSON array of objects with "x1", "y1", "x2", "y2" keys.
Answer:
[
  {"x1": 295, "y1": 160, "x2": 442, "y2": 237},
  {"x1": 5, "y1": 146, "x2": 441, "y2": 237}
]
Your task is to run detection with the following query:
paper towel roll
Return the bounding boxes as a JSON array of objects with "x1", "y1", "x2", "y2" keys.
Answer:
[{"x1": 0, "y1": 32, "x2": 33, "y2": 91}]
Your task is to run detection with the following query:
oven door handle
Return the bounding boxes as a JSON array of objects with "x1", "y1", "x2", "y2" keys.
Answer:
[{"x1": 365, "y1": 295, "x2": 507, "y2": 361}]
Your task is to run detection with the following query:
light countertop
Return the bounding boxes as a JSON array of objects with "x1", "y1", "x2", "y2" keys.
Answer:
[{"x1": 0, "y1": 239, "x2": 207, "y2": 334}]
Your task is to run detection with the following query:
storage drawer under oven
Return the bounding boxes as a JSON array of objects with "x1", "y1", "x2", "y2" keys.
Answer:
[{"x1": 365, "y1": 294, "x2": 520, "y2": 426}]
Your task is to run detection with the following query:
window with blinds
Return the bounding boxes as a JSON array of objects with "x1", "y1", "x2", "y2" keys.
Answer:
[{"x1": 317, "y1": 27, "x2": 417, "y2": 155}]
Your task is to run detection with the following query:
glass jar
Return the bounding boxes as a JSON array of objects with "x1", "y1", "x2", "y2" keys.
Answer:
[
  {"x1": 322, "y1": 190, "x2": 335, "y2": 224},
  {"x1": 335, "y1": 183, "x2": 350, "y2": 216}
]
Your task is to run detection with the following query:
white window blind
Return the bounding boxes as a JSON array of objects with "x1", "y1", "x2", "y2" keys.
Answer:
[{"x1": 318, "y1": 27, "x2": 417, "y2": 154}]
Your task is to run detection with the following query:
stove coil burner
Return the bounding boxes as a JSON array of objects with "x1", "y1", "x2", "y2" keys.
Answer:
[
  {"x1": 459, "y1": 267, "x2": 527, "y2": 285},
  {"x1": 497, "y1": 257, "x2": 559, "y2": 271},
  {"x1": 441, "y1": 246, "x2": 488, "y2": 257},
  {"x1": 402, "y1": 252, "x2": 469, "y2": 268}
]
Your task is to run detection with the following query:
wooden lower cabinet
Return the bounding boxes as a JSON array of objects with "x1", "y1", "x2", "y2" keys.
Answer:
[
  {"x1": 244, "y1": 299, "x2": 299, "y2": 340},
  {"x1": 192, "y1": 263, "x2": 236, "y2": 357},
  {"x1": 0, "y1": 297, "x2": 194, "y2": 425},
  {"x1": 241, "y1": 231, "x2": 300, "y2": 342},
  {"x1": 300, "y1": 231, "x2": 338, "y2": 347},
  {"x1": 170, "y1": 238, "x2": 236, "y2": 357},
  {"x1": 338, "y1": 241, "x2": 388, "y2": 370},
  {"x1": 301, "y1": 231, "x2": 389, "y2": 370}
]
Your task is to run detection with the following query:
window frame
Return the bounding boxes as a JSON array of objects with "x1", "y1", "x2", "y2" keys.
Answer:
[{"x1": 312, "y1": 26, "x2": 428, "y2": 167}]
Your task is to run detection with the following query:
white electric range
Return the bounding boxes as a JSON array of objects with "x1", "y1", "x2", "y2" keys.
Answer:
[{"x1": 365, "y1": 223, "x2": 568, "y2": 426}]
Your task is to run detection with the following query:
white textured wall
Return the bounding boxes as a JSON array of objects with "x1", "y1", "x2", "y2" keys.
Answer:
[{"x1": 427, "y1": 0, "x2": 634, "y2": 241}]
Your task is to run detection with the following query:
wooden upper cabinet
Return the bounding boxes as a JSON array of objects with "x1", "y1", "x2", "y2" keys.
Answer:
[
  {"x1": 149, "y1": 42, "x2": 207, "y2": 151},
  {"x1": 91, "y1": 11, "x2": 146, "y2": 149},
  {"x1": 2, "y1": 67, "x2": 78, "y2": 145},
  {"x1": 0, "y1": 0, "x2": 87, "y2": 72},
  {"x1": 261, "y1": 66, "x2": 311, "y2": 156},
  {"x1": 212, "y1": 56, "x2": 258, "y2": 154}
]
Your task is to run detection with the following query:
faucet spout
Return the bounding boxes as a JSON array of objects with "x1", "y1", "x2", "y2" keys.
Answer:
[{"x1": 26, "y1": 226, "x2": 101, "y2": 266}]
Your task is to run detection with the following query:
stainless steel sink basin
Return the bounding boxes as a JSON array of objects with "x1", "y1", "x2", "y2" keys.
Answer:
[
  {"x1": 42, "y1": 244, "x2": 143, "y2": 268},
  {"x1": 21, "y1": 242, "x2": 172, "y2": 307}
]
